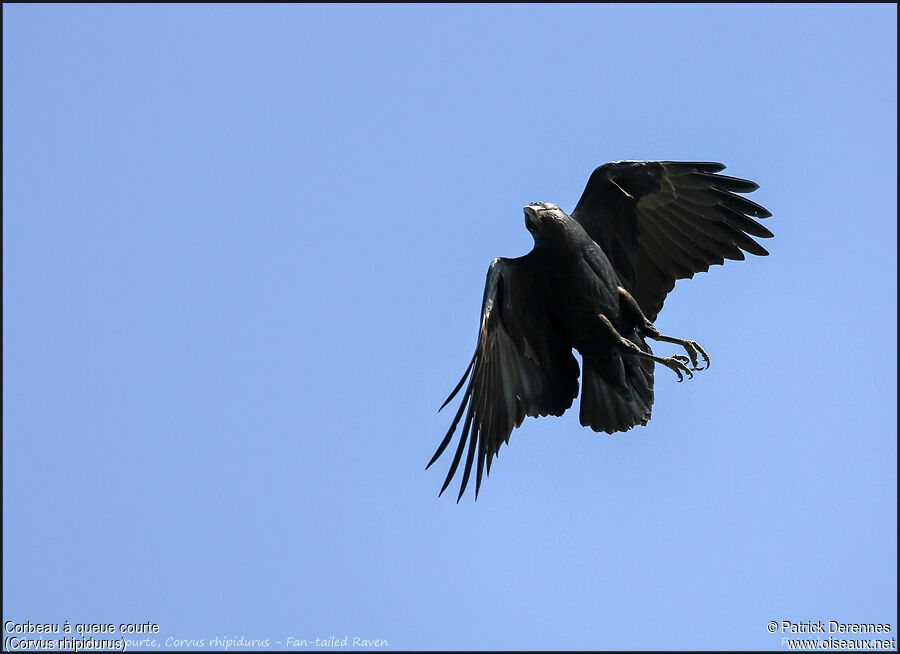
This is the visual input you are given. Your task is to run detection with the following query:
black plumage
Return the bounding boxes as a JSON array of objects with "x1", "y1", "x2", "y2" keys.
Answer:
[{"x1": 429, "y1": 161, "x2": 772, "y2": 500}]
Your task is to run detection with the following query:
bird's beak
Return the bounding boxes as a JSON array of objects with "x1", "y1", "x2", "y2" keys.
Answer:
[
  {"x1": 524, "y1": 206, "x2": 535, "y2": 231},
  {"x1": 524, "y1": 205, "x2": 540, "y2": 231}
]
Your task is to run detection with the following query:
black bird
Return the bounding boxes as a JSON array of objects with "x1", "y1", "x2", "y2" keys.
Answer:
[{"x1": 428, "y1": 161, "x2": 772, "y2": 501}]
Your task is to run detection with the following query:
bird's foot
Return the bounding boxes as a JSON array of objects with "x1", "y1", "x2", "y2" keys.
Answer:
[
  {"x1": 644, "y1": 327, "x2": 711, "y2": 371},
  {"x1": 678, "y1": 339, "x2": 710, "y2": 371},
  {"x1": 662, "y1": 355, "x2": 694, "y2": 382}
]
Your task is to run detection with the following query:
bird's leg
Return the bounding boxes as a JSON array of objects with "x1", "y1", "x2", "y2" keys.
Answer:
[
  {"x1": 596, "y1": 315, "x2": 694, "y2": 382},
  {"x1": 617, "y1": 287, "x2": 710, "y2": 370}
]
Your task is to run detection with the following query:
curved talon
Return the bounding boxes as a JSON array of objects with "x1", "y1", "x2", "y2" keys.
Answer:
[
  {"x1": 670, "y1": 354, "x2": 702, "y2": 373},
  {"x1": 677, "y1": 340, "x2": 709, "y2": 371},
  {"x1": 691, "y1": 341, "x2": 710, "y2": 369},
  {"x1": 662, "y1": 356, "x2": 693, "y2": 382}
]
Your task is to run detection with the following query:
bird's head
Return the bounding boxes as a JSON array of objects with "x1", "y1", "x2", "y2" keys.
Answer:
[{"x1": 524, "y1": 202, "x2": 565, "y2": 238}]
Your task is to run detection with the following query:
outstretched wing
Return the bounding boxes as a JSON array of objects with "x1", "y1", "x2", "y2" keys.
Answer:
[
  {"x1": 571, "y1": 161, "x2": 772, "y2": 322},
  {"x1": 428, "y1": 256, "x2": 579, "y2": 501}
]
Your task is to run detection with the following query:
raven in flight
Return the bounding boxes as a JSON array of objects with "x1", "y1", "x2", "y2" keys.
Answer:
[{"x1": 428, "y1": 161, "x2": 772, "y2": 501}]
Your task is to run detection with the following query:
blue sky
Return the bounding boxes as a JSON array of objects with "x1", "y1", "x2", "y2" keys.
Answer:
[{"x1": 3, "y1": 4, "x2": 896, "y2": 651}]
